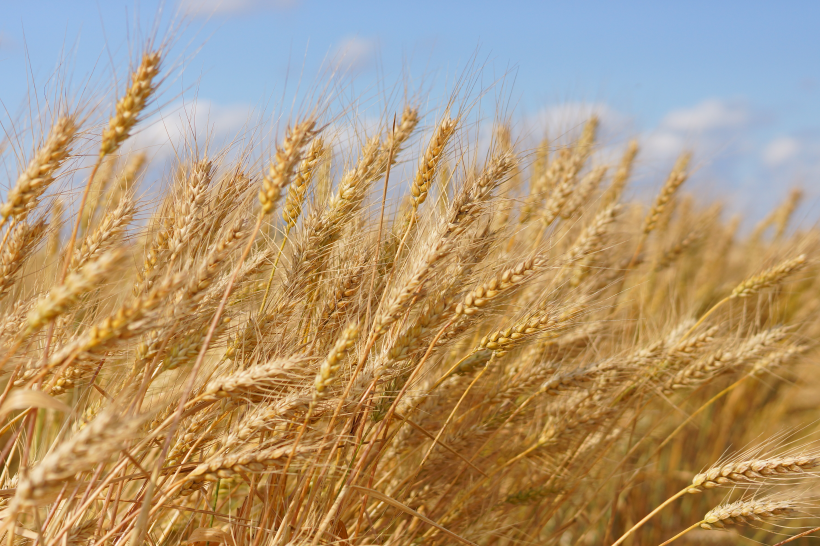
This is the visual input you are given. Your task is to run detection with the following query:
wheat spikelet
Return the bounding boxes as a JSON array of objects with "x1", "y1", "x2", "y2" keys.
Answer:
[
  {"x1": 455, "y1": 256, "x2": 546, "y2": 316},
  {"x1": 317, "y1": 136, "x2": 381, "y2": 245},
  {"x1": 655, "y1": 227, "x2": 703, "y2": 271},
  {"x1": 475, "y1": 304, "x2": 584, "y2": 359},
  {"x1": 36, "y1": 272, "x2": 184, "y2": 378},
  {"x1": 309, "y1": 105, "x2": 417, "y2": 250},
  {"x1": 167, "y1": 405, "x2": 225, "y2": 466},
  {"x1": 532, "y1": 137, "x2": 549, "y2": 180},
  {"x1": 751, "y1": 345, "x2": 805, "y2": 375},
  {"x1": 384, "y1": 295, "x2": 454, "y2": 365},
  {"x1": 774, "y1": 188, "x2": 803, "y2": 239},
  {"x1": 663, "y1": 325, "x2": 720, "y2": 370},
  {"x1": 520, "y1": 145, "x2": 562, "y2": 224},
  {"x1": 314, "y1": 143, "x2": 333, "y2": 205},
  {"x1": 382, "y1": 105, "x2": 420, "y2": 163},
  {"x1": 565, "y1": 203, "x2": 621, "y2": 265},
  {"x1": 80, "y1": 156, "x2": 116, "y2": 234},
  {"x1": 373, "y1": 152, "x2": 516, "y2": 336},
  {"x1": 187, "y1": 440, "x2": 320, "y2": 485},
  {"x1": 133, "y1": 219, "x2": 249, "y2": 371},
  {"x1": 540, "y1": 117, "x2": 598, "y2": 227},
  {"x1": 665, "y1": 328, "x2": 787, "y2": 393},
  {"x1": 167, "y1": 159, "x2": 213, "y2": 260},
  {"x1": 182, "y1": 219, "x2": 249, "y2": 307}
]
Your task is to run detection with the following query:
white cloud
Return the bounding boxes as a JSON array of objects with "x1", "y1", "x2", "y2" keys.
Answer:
[
  {"x1": 0, "y1": 31, "x2": 15, "y2": 50},
  {"x1": 760, "y1": 133, "x2": 820, "y2": 192},
  {"x1": 661, "y1": 98, "x2": 750, "y2": 132},
  {"x1": 179, "y1": 0, "x2": 298, "y2": 17},
  {"x1": 641, "y1": 130, "x2": 685, "y2": 160},
  {"x1": 523, "y1": 98, "x2": 807, "y2": 221},
  {"x1": 129, "y1": 99, "x2": 256, "y2": 163},
  {"x1": 763, "y1": 136, "x2": 801, "y2": 166},
  {"x1": 642, "y1": 98, "x2": 756, "y2": 163},
  {"x1": 528, "y1": 102, "x2": 631, "y2": 142},
  {"x1": 522, "y1": 101, "x2": 635, "y2": 166},
  {"x1": 333, "y1": 36, "x2": 377, "y2": 74},
  {"x1": 526, "y1": 98, "x2": 756, "y2": 167}
]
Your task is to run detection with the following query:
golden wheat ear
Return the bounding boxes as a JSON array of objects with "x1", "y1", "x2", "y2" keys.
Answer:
[
  {"x1": 0, "y1": 116, "x2": 76, "y2": 226},
  {"x1": 100, "y1": 52, "x2": 161, "y2": 158}
]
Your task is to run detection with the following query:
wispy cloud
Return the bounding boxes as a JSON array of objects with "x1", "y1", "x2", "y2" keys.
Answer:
[
  {"x1": 764, "y1": 136, "x2": 802, "y2": 167},
  {"x1": 528, "y1": 102, "x2": 633, "y2": 144},
  {"x1": 129, "y1": 99, "x2": 257, "y2": 163},
  {"x1": 332, "y1": 36, "x2": 378, "y2": 74},
  {"x1": 662, "y1": 98, "x2": 751, "y2": 133},
  {"x1": 0, "y1": 31, "x2": 16, "y2": 50},
  {"x1": 762, "y1": 132, "x2": 820, "y2": 183},
  {"x1": 523, "y1": 97, "x2": 816, "y2": 219},
  {"x1": 179, "y1": 0, "x2": 298, "y2": 17},
  {"x1": 643, "y1": 98, "x2": 758, "y2": 161}
]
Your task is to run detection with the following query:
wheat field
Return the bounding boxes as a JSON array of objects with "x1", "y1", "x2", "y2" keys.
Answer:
[{"x1": 0, "y1": 44, "x2": 818, "y2": 546}]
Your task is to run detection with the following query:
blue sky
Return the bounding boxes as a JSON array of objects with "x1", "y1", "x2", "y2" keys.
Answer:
[{"x1": 1, "y1": 0, "x2": 819, "y2": 218}]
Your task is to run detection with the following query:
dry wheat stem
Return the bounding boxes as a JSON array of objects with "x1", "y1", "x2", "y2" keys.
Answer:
[{"x1": 656, "y1": 521, "x2": 702, "y2": 546}]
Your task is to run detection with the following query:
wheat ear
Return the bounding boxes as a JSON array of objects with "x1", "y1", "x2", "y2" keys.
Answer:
[
  {"x1": 658, "y1": 497, "x2": 798, "y2": 546},
  {"x1": 313, "y1": 322, "x2": 360, "y2": 403},
  {"x1": 682, "y1": 254, "x2": 808, "y2": 340},
  {"x1": 689, "y1": 454, "x2": 820, "y2": 492},
  {"x1": 0, "y1": 219, "x2": 47, "y2": 301},
  {"x1": 100, "y1": 52, "x2": 161, "y2": 157},
  {"x1": 624, "y1": 151, "x2": 691, "y2": 270},
  {"x1": 259, "y1": 135, "x2": 324, "y2": 312},
  {"x1": 603, "y1": 139, "x2": 638, "y2": 205},
  {"x1": 642, "y1": 152, "x2": 691, "y2": 235},
  {"x1": 61, "y1": 50, "x2": 161, "y2": 296},
  {"x1": 259, "y1": 119, "x2": 317, "y2": 215},
  {"x1": 47, "y1": 199, "x2": 64, "y2": 259},
  {"x1": 0, "y1": 116, "x2": 76, "y2": 226},
  {"x1": 411, "y1": 116, "x2": 457, "y2": 210},
  {"x1": 26, "y1": 249, "x2": 122, "y2": 335}
]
